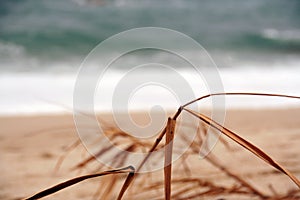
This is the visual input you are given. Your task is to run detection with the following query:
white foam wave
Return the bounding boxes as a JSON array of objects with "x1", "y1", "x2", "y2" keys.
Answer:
[{"x1": 1, "y1": 65, "x2": 300, "y2": 115}]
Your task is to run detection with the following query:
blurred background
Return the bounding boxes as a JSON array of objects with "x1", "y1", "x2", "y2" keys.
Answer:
[{"x1": 0, "y1": 0, "x2": 300, "y2": 114}]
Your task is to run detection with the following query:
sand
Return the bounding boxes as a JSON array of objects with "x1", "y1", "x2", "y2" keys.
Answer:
[{"x1": 1, "y1": 108, "x2": 300, "y2": 199}]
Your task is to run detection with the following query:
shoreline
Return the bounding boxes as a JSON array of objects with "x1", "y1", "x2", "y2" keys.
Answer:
[{"x1": 1, "y1": 104, "x2": 300, "y2": 117}]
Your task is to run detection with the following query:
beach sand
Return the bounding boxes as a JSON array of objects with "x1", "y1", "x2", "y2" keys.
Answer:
[{"x1": 1, "y1": 108, "x2": 300, "y2": 199}]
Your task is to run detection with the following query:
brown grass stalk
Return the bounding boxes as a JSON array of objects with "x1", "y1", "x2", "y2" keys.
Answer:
[
  {"x1": 164, "y1": 118, "x2": 176, "y2": 200},
  {"x1": 180, "y1": 127, "x2": 265, "y2": 197},
  {"x1": 24, "y1": 166, "x2": 134, "y2": 200},
  {"x1": 25, "y1": 92, "x2": 300, "y2": 200},
  {"x1": 183, "y1": 107, "x2": 300, "y2": 188}
]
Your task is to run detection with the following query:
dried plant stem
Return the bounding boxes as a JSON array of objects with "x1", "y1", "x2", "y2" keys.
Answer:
[
  {"x1": 116, "y1": 108, "x2": 183, "y2": 199},
  {"x1": 26, "y1": 92, "x2": 300, "y2": 200},
  {"x1": 164, "y1": 118, "x2": 176, "y2": 200},
  {"x1": 116, "y1": 127, "x2": 168, "y2": 199},
  {"x1": 183, "y1": 108, "x2": 300, "y2": 188},
  {"x1": 182, "y1": 92, "x2": 300, "y2": 107},
  {"x1": 116, "y1": 170, "x2": 135, "y2": 200},
  {"x1": 138, "y1": 127, "x2": 168, "y2": 172},
  {"x1": 116, "y1": 93, "x2": 300, "y2": 199},
  {"x1": 24, "y1": 166, "x2": 134, "y2": 200},
  {"x1": 181, "y1": 125, "x2": 265, "y2": 198}
]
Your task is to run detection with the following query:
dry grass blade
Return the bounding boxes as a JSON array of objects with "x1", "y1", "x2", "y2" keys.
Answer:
[
  {"x1": 116, "y1": 170, "x2": 135, "y2": 200},
  {"x1": 180, "y1": 126, "x2": 265, "y2": 197},
  {"x1": 114, "y1": 108, "x2": 185, "y2": 199},
  {"x1": 164, "y1": 118, "x2": 176, "y2": 200},
  {"x1": 182, "y1": 92, "x2": 300, "y2": 107},
  {"x1": 24, "y1": 166, "x2": 135, "y2": 200},
  {"x1": 43, "y1": 92, "x2": 300, "y2": 200},
  {"x1": 137, "y1": 126, "x2": 168, "y2": 172},
  {"x1": 183, "y1": 108, "x2": 300, "y2": 188},
  {"x1": 116, "y1": 126, "x2": 168, "y2": 200}
]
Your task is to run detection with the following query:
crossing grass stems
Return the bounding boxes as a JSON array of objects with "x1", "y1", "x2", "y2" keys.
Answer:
[{"x1": 24, "y1": 93, "x2": 300, "y2": 200}]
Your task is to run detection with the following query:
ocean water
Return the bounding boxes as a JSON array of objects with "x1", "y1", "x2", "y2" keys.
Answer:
[{"x1": 0, "y1": 0, "x2": 300, "y2": 114}]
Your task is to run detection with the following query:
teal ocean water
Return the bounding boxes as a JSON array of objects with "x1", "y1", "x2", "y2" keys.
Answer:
[
  {"x1": 0, "y1": 0, "x2": 300, "y2": 72},
  {"x1": 0, "y1": 0, "x2": 300, "y2": 114}
]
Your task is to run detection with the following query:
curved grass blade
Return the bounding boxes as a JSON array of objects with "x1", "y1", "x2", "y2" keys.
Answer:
[
  {"x1": 183, "y1": 108, "x2": 300, "y2": 188},
  {"x1": 24, "y1": 166, "x2": 135, "y2": 200},
  {"x1": 182, "y1": 92, "x2": 300, "y2": 108}
]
